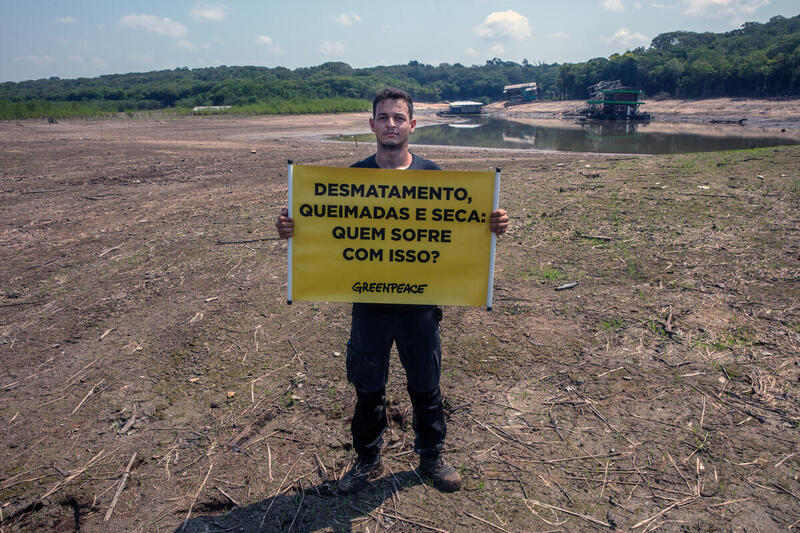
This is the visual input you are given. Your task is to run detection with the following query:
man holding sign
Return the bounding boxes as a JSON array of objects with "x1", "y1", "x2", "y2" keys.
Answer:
[{"x1": 277, "y1": 88, "x2": 508, "y2": 494}]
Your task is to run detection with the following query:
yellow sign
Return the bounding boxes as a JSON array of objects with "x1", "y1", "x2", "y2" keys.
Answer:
[{"x1": 289, "y1": 164, "x2": 497, "y2": 306}]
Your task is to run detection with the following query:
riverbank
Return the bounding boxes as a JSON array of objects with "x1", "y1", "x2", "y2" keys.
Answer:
[
  {"x1": 5, "y1": 97, "x2": 799, "y2": 135},
  {"x1": 417, "y1": 97, "x2": 800, "y2": 131}
]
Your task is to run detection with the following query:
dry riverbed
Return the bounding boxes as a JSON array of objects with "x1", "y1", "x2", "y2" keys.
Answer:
[{"x1": 1, "y1": 102, "x2": 798, "y2": 531}]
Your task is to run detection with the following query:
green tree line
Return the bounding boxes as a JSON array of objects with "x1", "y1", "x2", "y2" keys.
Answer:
[
  {"x1": 557, "y1": 14, "x2": 800, "y2": 99},
  {"x1": 0, "y1": 14, "x2": 797, "y2": 119}
]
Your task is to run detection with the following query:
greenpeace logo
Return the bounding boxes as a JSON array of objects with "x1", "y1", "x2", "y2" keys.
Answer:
[{"x1": 352, "y1": 281, "x2": 428, "y2": 294}]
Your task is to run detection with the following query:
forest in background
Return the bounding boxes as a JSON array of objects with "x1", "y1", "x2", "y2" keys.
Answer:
[{"x1": 0, "y1": 14, "x2": 798, "y2": 119}]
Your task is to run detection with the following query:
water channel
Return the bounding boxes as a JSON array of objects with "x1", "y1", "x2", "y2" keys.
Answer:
[{"x1": 344, "y1": 117, "x2": 799, "y2": 155}]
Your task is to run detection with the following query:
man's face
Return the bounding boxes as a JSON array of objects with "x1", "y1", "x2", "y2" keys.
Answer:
[{"x1": 369, "y1": 99, "x2": 416, "y2": 149}]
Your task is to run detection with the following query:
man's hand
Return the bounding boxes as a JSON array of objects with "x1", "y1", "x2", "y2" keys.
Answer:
[
  {"x1": 276, "y1": 207, "x2": 294, "y2": 239},
  {"x1": 490, "y1": 209, "x2": 509, "y2": 235}
]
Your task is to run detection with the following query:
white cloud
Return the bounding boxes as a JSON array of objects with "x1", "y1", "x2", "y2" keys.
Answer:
[
  {"x1": 119, "y1": 14, "x2": 188, "y2": 38},
  {"x1": 128, "y1": 53, "x2": 154, "y2": 64},
  {"x1": 92, "y1": 57, "x2": 107, "y2": 69},
  {"x1": 332, "y1": 12, "x2": 362, "y2": 25},
  {"x1": 603, "y1": 0, "x2": 625, "y2": 11},
  {"x1": 475, "y1": 10, "x2": 531, "y2": 41},
  {"x1": 190, "y1": 2, "x2": 226, "y2": 22},
  {"x1": 255, "y1": 35, "x2": 285, "y2": 55},
  {"x1": 682, "y1": 0, "x2": 769, "y2": 17},
  {"x1": 552, "y1": 31, "x2": 569, "y2": 38},
  {"x1": 57, "y1": 16, "x2": 77, "y2": 24},
  {"x1": 13, "y1": 55, "x2": 55, "y2": 65},
  {"x1": 466, "y1": 48, "x2": 479, "y2": 57},
  {"x1": 607, "y1": 27, "x2": 650, "y2": 46},
  {"x1": 320, "y1": 40, "x2": 345, "y2": 57},
  {"x1": 178, "y1": 40, "x2": 199, "y2": 50},
  {"x1": 489, "y1": 44, "x2": 505, "y2": 56}
]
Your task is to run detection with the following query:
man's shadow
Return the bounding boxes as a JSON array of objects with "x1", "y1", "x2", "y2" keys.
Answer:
[{"x1": 178, "y1": 468, "x2": 422, "y2": 532}]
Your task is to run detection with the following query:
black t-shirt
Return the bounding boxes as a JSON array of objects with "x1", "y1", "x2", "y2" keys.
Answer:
[
  {"x1": 350, "y1": 153, "x2": 441, "y2": 313},
  {"x1": 350, "y1": 153, "x2": 441, "y2": 171}
]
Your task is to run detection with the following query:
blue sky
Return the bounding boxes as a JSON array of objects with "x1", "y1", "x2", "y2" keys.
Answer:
[{"x1": 1, "y1": 0, "x2": 797, "y2": 83}]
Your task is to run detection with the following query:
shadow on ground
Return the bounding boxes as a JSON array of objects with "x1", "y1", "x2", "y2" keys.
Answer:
[{"x1": 178, "y1": 469, "x2": 422, "y2": 532}]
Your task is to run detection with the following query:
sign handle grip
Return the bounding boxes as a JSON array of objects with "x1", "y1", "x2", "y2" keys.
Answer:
[
  {"x1": 486, "y1": 167, "x2": 501, "y2": 311},
  {"x1": 287, "y1": 160, "x2": 293, "y2": 305}
]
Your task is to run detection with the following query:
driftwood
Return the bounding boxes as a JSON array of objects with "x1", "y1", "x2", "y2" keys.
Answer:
[
  {"x1": 20, "y1": 189, "x2": 66, "y2": 195},
  {"x1": 181, "y1": 463, "x2": 213, "y2": 531},
  {"x1": 226, "y1": 409, "x2": 276, "y2": 450},
  {"x1": 464, "y1": 510, "x2": 511, "y2": 532},
  {"x1": 27, "y1": 257, "x2": 62, "y2": 270},
  {"x1": 119, "y1": 415, "x2": 136, "y2": 435},
  {"x1": 0, "y1": 300, "x2": 45, "y2": 308},
  {"x1": 216, "y1": 237, "x2": 280, "y2": 245},
  {"x1": 526, "y1": 498, "x2": 612, "y2": 529},
  {"x1": 71, "y1": 379, "x2": 104, "y2": 415},
  {"x1": 40, "y1": 449, "x2": 106, "y2": 500},
  {"x1": 555, "y1": 282, "x2": 578, "y2": 291},
  {"x1": 709, "y1": 118, "x2": 746, "y2": 124},
  {"x1": 575, "y1": 231, "x2": 613, "y2": 241},
  {"x1": 104, "y1": 452, "x2": 137, "y2": 521},
  {"x1": 98, "y1": 244, "x2": 124, "y2": 258}
]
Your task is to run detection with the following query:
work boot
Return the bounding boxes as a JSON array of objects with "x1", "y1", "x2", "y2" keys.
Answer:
[
  {"x1": 419, "y1": 454, "x2": 461, "y2": 492},
  {"x1": 337, "y1": 454, "x2": 383, "y2": 494}
]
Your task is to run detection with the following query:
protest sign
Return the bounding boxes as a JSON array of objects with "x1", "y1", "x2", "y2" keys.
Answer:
[{"x1": 287, "y1": 164, "x2": 499, "y2": 307}]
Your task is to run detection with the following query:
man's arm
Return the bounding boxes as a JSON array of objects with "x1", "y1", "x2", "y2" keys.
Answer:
[
  {"x1": 276, "y1": 207, "x2": 294, "y2": 239},
  {"x1": 490, "y1": 209, "x2": 509, "y2": 235}
]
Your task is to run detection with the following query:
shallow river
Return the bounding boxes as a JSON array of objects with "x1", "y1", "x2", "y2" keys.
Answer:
[{"x1": 345, "y1": 117, "x2": 799, "y2": 155}]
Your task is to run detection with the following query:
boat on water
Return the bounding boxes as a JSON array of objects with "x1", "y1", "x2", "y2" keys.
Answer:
[
  {"x1": 573, "y1": 81, "x2": 651, "y2": 122},
  {"x1": 502, "y1": 82, "x2": 538, "y2": 107},
  {"x1": 436, "y1": 101, "x2": 488, "y2": 117}
]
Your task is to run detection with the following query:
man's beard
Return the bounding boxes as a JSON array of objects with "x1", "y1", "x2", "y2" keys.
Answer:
[{"x1": 378, "y1": 139, "x2": 405, "y2": 151}]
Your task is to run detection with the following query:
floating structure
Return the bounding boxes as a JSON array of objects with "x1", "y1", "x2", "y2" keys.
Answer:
[
  {"x1": 447, "y1": 122, "x2": 483, "y2": 129},
  {"x1": 576, "y1": 81, "x2": 650, "y2": 122},
  {"x1": 192, "y1": 105, "x2": 232, "y2": 113},
  {"x1": 502, "y1": 82, "x2": 538, "y2": 107},
  {"x1": 437, "y1": 101, "x2": 486, "y2": 116}
]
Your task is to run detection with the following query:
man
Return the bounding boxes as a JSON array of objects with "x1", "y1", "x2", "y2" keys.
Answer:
[{"x1": 276, "y1": 88, "x2": 509, "y2": 494}]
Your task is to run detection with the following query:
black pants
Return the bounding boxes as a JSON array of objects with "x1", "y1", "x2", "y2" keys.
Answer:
[{"x1": 346, "y1": 304, "x2": 446, "y2": 458}]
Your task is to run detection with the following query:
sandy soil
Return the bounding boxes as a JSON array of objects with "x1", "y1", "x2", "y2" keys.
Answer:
[
  {"x1": 1, "y1": 102, "x2": 798, "y2": 532},
  {"x1": 477, "y1": 98, "x2": 800, "y2": 131}
]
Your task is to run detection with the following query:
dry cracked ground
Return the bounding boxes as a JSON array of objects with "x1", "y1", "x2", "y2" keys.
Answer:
[{"x1": 0, "y1": 112, "x2": 798, "y2": 532}]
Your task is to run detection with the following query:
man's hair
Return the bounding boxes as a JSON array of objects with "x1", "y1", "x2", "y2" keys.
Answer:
[{"x1": 372, "y1": 88, "x2": 414, "y2": 119}]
